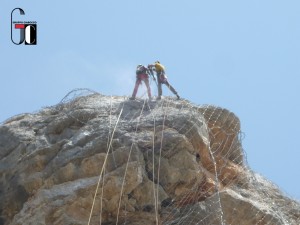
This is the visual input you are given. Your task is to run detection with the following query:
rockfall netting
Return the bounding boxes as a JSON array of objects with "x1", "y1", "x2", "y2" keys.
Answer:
[
  {"x1": 52, "y1": 89, "x2": 300, "y2": 225},
  {"x1": 1, "y1": 88, "x2": 299, "y2": 225}
]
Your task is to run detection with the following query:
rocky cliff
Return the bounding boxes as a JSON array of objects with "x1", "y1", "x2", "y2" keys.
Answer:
[{"x1": 0, "y1": 90, "x2": 299, "y2": 225}]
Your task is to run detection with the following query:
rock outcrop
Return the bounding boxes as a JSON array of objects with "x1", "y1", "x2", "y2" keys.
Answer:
[{"x1": 0, "y1": 91, "x2": 299, "y2": 225}]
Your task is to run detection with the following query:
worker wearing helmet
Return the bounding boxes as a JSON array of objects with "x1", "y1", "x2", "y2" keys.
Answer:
[
  {"x1": 148, "y1": 61, "x2": 180, "y2": 100},
  {"x1": 130, "y1": 65, "x2": 152, "y2": 100}
]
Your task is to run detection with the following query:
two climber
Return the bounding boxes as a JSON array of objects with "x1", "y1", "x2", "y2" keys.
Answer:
[{"x1": 130, "y1": 61, "x2": 180, "y2": 100}]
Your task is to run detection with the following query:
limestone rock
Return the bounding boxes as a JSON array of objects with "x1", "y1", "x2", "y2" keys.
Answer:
[{"x1": 0, "y1": 92, "x2": 299, "y2": 225}]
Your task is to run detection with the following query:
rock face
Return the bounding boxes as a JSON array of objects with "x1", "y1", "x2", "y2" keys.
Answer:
[{"x1": 0, "y1": 91, "x2": 299, "y2": 225}]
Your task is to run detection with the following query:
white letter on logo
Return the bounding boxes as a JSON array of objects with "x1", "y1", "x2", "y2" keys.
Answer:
[{"x1": 25, "y1": 25, "x2": 36, "y2": 44}]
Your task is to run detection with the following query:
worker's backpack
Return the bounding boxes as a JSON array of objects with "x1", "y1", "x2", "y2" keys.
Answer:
[{"x1": 136, "y1": 66, "x2": 147, "y2": 75}]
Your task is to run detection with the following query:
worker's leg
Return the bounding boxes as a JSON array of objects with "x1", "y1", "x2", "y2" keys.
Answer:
[
  {"x1": 157, "y1": 74, "x2": 163, "y2": 99},
  {"x1": 130, "y1": 79, "x2": 141, "y2": 99},
  {"x1": 143, "y1": 78, "x2": 152, "y2": 99},
  {"x1": 164, "y1": 80, "x2": 180, "y2": 99}
]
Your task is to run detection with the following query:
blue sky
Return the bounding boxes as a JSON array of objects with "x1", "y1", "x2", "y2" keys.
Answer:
[{"x1": 1, "y1": 1, "x2": 299, "y2": 200}]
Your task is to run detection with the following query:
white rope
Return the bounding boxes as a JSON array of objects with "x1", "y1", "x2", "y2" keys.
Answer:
[
  {"x1": 115, "y1": 99, "x2": 147, "y2": 225},
  {"x1": 87, "y1": 103, "x2": 124, "y2": 225}
]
